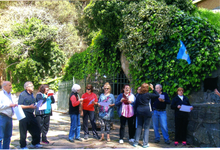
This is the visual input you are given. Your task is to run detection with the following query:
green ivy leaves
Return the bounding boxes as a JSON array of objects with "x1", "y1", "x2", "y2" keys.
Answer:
[{"x1": 118, "y1": 1, "x2": 220, "y2": 98}]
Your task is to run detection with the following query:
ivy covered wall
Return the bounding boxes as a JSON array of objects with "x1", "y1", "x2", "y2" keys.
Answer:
[{"x1": 64, "y1": 0, "x2": 220, "y2": 98}]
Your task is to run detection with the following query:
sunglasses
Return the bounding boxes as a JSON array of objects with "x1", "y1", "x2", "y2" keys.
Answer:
[
  {"x1": 87, "y1": 89, "x2": 91, "y2": 90},
  {"x1": 104, "y1": 88, "x2": 109, "y2": 90}
]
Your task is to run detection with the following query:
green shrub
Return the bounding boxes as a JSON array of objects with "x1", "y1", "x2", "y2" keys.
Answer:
[
  {"x1": 63, "y1": 50, "x2": 87, "y2": 81},
  {"x1": 4, "y1": 17, "x2": 65, "y2": 92}
]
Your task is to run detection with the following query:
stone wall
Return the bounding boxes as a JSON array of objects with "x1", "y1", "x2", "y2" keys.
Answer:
[
  {"x1": 187, "y1": 104, "x2": 220, "y2": 147},
  {"x1": 166, "y1": 103, "x2": 220, "y2": 147}
]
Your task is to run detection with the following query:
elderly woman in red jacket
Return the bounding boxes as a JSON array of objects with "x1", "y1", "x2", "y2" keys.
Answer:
[{"x1": 68, "y1": 84, "x2": 83, "y2": 142}]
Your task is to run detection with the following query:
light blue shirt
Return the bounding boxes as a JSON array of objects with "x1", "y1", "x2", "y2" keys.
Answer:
[{"x1": 3, "y1": 89, "x2": 12, "y2": 101}]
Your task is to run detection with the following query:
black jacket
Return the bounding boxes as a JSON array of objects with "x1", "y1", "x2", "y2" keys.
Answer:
[
  {"x1": 171, "y1": 95, "x2": 191, "y2": 119},
  {"x1": 135, "y1": 90, "x2": 159, "y2": 117},
  {"x1": 69, "y1": 92, "x2": 80, "y2": 114}
]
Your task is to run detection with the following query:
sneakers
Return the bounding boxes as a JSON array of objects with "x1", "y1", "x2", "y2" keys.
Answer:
[
  {"x1": 84, "y1": 135, "x2": 88, "y2": 140},
  {"x1": 119, "y1": 139, "x2": 124, "y2": 144},
  {"x1": 69, "y1": 139, "x2": 74, "y2": 142},
  {"x1": 143, "y1": 144, "x2": 149, "y2": 148},
  {"x1": 182, "y1": 141, "x2": 187, "y2": 146},
  {"x1": 129, "y1": 139, "x2": 135, "y2": 142},
  {"x1": 165, "y1": 140, "x2": 170, "y2": 145},
  {"x1": 21, "y1": 147, "x2": 28, "y2": 149},
  {"x1": 154, "y1": 140, "x2": 160, "y2": 143},
  {"x1": 42, "y1": 140, "x2": 49, "y2": 144},
  {"x1": 75, "y1": 138, "x2": 83, "y2": 141},
  {"x1": 30, "y1": 144, "x2": 43, "y2": 148},
  {"x1": 133, "y1": 144, "x2": 137, "y2": 147},
  {"x1": 174, "y1": 141, "x2": 179, "y2": 146}
]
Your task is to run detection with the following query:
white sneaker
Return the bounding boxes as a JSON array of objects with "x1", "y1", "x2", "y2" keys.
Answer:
[
  {"x1": 129, "y1": 139, "x2": 135, "y2": 142},
  {"x1": 30, "y1": 144, "x2": 43, "y2": 148},
  {"x1": 119, "y1": 139, "x2": 124, "y2": 144}
]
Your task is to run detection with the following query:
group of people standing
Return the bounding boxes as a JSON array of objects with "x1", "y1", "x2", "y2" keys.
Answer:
[
  {"x1": 0, "y1": 80, "x2": 195, "y2": 149},
  {"x1": 0, "y1": 81, "x2": 54, "y2": 149},
  {"x1": 68, "y1": 82, "x2": 194, "y2": 148}
]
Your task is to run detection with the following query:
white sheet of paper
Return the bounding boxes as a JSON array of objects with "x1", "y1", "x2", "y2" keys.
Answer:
[
  {"x1": 36, "y1": 100, "x2": 44, "y2": 108},
  {"x1": 179, "y1": 105, "x2": 192, "y2": 112},
  {"x1": 39, "y1": 101, "x2": 47, "y2": 110},
  {"x1": 13, "y1": 105, "x2": 26, "y2": 121},
  {"x1": 99, "y1": 102, "x2": 111, "y2": 106},
  {"x1": 159, "y1": 94, "x2": 165, "y2": 99},
  {"x1": 88, "y1": 99, "x2": 95, "y2": 106}
]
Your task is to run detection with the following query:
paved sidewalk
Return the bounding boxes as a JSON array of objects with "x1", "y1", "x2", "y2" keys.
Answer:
[{"x1": 10, "y1": 111, "x2": 195, "y2": 149}]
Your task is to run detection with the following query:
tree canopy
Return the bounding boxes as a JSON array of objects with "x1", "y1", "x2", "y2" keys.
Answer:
[{"x1": 0, "y1": 1, "x2": 83, "y2": 91}]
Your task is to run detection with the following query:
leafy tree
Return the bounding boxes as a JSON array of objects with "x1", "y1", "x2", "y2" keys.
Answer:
[
  {"x1": 0, "y1": 1, "x2": 82, "y2": 57},
  {"x1": 4, "y1": 18, "x2": 66, "y2": 91}
]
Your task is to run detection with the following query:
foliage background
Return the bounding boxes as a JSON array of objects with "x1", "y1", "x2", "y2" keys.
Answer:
[
  {"x1": 0, "y1": 1, "x2": 84, "y2": 92},
  {"x1": 64, "y1": 0, "x2": 220, "y2": 98}
]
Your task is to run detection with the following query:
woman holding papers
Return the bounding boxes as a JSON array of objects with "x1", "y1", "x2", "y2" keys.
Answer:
[
  {"x1": 133, "y1": 83, "x2": 159, "y2": 148},
  {"x1": 81, "y1": 84, "x2": 100, "y2": 140},
  {"x1": 171, "y1": 87, "x2": 193, "y2": 146},
  {"x1": 115, "y1": 84, "x2": 136, "y2": 144},
  {"x1": 97, "y1": 82, "x2": 115, "y2": 142},
  {"x1": 68, "y1": 84, "x2": 83, "y2": 142},
  {"x1": 35, "y1": 84, "x2": 55, "y2": 144}
]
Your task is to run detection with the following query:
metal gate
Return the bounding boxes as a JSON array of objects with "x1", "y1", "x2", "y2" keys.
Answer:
[{"x1": 57, "y1": 73, "x2": 134, "y2": 111}]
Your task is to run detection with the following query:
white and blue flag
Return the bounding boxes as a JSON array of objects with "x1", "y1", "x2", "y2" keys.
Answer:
[{"x1": 177, "y1": 40, "x2": 191, "y2": 64}]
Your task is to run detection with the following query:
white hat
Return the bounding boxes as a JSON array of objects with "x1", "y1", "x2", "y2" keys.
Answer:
[{"x1": 72, "y1": 84, "x2": 81, "y2": 92}]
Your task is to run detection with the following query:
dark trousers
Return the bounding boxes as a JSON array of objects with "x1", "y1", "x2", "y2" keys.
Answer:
[
  {"x1": 175, "y1": 117, "x2": 188, "y2": 142},
  {"x1": 119, "y1": 115, "x2": 135, "y2": 139},
  {"x1": 134, "y1": 115, "x2": 151, "y2": 146},
  {"x1": 19, "y1": 112, "x2": 40, "y2": 148},
  {"x1": 83, "y1": 110, "x2": 98, "y2": 136},
  {"x1": 36, "y1": 115, "x2": 50, "y2": 141}
]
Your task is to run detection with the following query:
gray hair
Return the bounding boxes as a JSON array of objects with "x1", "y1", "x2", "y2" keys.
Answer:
[
  {"x1": 2, "y1": 81, "x2": 11, "y2": 90},
  {"x1": 156, "y1": 84, "x2": 162, "y2": 89},
  {"x1": 72, "y1": 84, "x2": 81, "y2": 93},
  {"x1": 24, "y1": 81, "x2": 33, "y2": 89}
]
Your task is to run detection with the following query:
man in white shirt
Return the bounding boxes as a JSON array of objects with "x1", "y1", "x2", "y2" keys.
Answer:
[{"x1": 0, "y1": 81, "x2": 18, "y2": 149}]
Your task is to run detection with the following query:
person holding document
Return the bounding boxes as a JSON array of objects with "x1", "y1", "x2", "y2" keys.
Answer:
[
  {"x1": 35, "y1": 84, "x2": 55, "y2": 144},
  {"x1": 171, "y1": 87, "x2": 193, "y2": 146},
  {"x1": 133, "y1": 83, "x2": 159, "y2": 148},
  {"x1": 18, "y1": 81, "x2": 42, "y2": 149},
  {"x1": 0, "y1": 81, "x2": 18, "y2": 149},
  {"x1": 152, "y1": 84, "x2": 171, "y2": 144},
  {"x1": 68, "y1": 84, "x2": 83, "y2": 142},
  {"x1": 81, "y1": 84, "x2": 100, "y2": 140},
  {"x1": 97, "y1": 82, "x2": 115, "y2": 142},
  {"x1": 115, "y1": 84, "x2": 136, "y2": 144}
]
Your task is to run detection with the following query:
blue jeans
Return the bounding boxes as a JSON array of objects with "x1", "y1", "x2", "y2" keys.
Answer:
[
  {"x1": 0, "y1": 114, "x2": 12, "y2": 149},
  {"x1": 69, "y1": 114, "x2": 81, "y2": 140},
  {"x1": 152, "y1": 110, "x2": 169, "y2": 142},
  {"x1": 134, "y1": 115, "x2": 151, "y2": 146}
]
